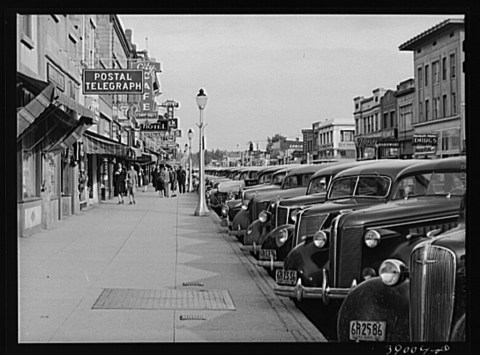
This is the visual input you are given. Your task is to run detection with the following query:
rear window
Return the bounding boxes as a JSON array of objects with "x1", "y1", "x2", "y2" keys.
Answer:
[{"x1": 328, "y1": 175, "x2": 391, "y2": 199}]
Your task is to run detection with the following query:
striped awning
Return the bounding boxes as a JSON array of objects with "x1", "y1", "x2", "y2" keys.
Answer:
[
  {"x1": 82, "y1": 131, "x2": 132, "y2": 158},
  {"x1": 17, "y1": 82, "x2": 56, "y2": 138}
]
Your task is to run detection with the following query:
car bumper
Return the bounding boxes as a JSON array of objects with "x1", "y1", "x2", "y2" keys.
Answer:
[
  {"x1": 256, "y1": 259, "x2": 284, "y2": 270},
  {"x1": 273, "y1": 269, "x2": 357, "y2": 304}
]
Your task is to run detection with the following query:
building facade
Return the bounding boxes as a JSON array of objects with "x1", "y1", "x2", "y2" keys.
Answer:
[
  {"x1": 17, "y1": 14, "x2": 161, "y2": 238},
  {"x1": 399, "y1": 18, "x2": 465, "y2": 158},
  {"x1": 312, "y1": 118, "x2": 356, "y2": 160},
  {"x1": 353, "y1": 88, "x2": 388, "y2": 159},
  {"x1": 395, "y1": 78, "x2": 416, "y2": 158}
]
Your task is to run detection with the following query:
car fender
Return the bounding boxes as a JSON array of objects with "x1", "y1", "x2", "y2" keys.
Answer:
[
  {"x1": 284, "y1": 242, "x2": 329, "y2": 286},
  {"x1": 261, "y1": 224, "x2": 295, "y2": 261},
  {"x1": 244, "y1": 219, "x2": 268, "y2": 245},
  {"x1": 337, "y1": 277, "x2": 410, "y2": 342},
  {"x1": 232, "y1": 209, "x2": 249, "y2": 231},
  {"x1": 450, "y1": 313, "x2": 465, "y2": 341}
]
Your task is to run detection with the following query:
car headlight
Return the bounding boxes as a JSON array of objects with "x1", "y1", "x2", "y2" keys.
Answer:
[
  {"x1": 364, "y1": 229, "x2": 381, "y2": 248},
  {"x1": 313, "y1": 230, "x2": 328, "y2": 248},
  {"x1": 379, "y1": 259, "x2": 406, "y2": 286},
  {"x1": 275, "y1": 228, "x2": 289, "y2": 247},
  {"x1": 246, "y1": 226, "x2": 253, "y2": 235},
  {"x1": 221, "y1": 205, "x2": 229, "y2": 216},
  {"x1": 241, "y1": 202, "x2": 248, "y2": 211},
  {"x1": 290, "y1": 209, "x2": 300, "y2": 222},
  {"x1": 206, "y1": 190, "x2": 211, "y2": 197},
  {"x1": 259, "y1": 211, "x2": 268, "y2": 223}
]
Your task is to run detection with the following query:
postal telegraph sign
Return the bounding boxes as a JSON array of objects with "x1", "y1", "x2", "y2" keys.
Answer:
[{"x1": 82, "y1": 69, "x2": 144, "y2": 94}]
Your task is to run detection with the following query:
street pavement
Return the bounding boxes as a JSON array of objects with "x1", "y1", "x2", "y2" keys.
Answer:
[{"x1": 18, "y1": 186, "x2": 327, "y2": 343}]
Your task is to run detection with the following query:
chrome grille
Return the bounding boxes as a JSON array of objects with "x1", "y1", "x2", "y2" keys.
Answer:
[
  {"x1": 275, "y1": 206, "x2": 289, "y2": 228},
  {"x1": 410, "y1": 245, "x2": 456, "y2": 342},
  {"x1": 297, "y1": 214, "x2": 328, "y2": 243},
  {"x1": 333, "y1": 227, "x2": 363, "y2": 287},
  {"x1": 252, "y1": 201, "x2": 269, "y2": 221}
]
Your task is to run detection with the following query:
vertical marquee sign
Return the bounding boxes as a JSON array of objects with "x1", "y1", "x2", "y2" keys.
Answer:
[{"x1": 133, "y1": 59, "x2": 162, "y2": 119}]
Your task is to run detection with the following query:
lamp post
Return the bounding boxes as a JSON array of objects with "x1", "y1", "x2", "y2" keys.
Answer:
[
  {"x1": 194, "y1": 89, "x2": 209, "y2": 216},
  {"x1": 187, "y1": 128, "x2": 193, "y2": 192}
]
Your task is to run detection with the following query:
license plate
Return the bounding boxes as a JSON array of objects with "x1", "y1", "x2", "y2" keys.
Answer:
[
  {"x1": 259, "y1": 249, "x2": 277, "y2": 261},
  {"x1": 349, "y1": 320, "x2": 386, "y2": 342},
  {"x1": 275, "y1": 269, "x2": 297, "y2": 286}
]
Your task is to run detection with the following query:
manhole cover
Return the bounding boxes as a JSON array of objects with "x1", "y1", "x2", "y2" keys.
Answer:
[{"x1": 92, "y1": 288, "x2": 235, "y2": 310}]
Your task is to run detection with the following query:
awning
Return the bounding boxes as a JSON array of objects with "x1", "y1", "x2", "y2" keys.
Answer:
[
  {"x1": 17, "y1": 72, "x2": 96, "y2": 138},
  {"x1": 17, "y1": 81, "x2": 56, "y2": 138},
  {"x1": 18, "y1": 103, "x2": 91, "y2": 154},
  {"x1": 82, "y1": 130, "x2": 131, "y2": 158}
]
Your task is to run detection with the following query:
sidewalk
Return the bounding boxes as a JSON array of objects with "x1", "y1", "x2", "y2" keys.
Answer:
[{"x1": 18, "y1": 186, "x2": 326, "y2": 343}]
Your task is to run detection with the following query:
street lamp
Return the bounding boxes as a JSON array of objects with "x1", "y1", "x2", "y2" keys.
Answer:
[
  {"x1": 187, "y1": 128, "x2": 193, "y2": 192},
  {"x1": 194, "y1": 89, "x2": 209, "y2": 216}
]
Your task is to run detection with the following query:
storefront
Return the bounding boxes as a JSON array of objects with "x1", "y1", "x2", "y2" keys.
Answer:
[{"x1": 17, "y1": 72, "x2": 95, "y2": 237}]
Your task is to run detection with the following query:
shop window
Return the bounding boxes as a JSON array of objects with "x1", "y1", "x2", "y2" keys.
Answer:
[{"x1": 22, "y1": 151, "x2": 38, "y2": 199}]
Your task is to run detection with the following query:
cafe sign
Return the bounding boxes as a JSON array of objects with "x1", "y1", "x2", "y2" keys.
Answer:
[{"x1": 82, "y1": 69, "x2": 144, "y2": 94}]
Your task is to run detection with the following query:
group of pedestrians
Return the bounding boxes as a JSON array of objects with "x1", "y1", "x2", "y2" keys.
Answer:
[
  {"x1": 152, "y1": 164, "x2": 187, "y2": 198},
  {"x1": 113, "y1": 163, "x2": 188, "y2": 204},
  {"x1": 113, "y1": 163, "x2": 139, "y2": 205}
]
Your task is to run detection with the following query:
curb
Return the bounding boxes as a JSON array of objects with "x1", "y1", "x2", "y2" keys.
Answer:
[{"x1": 209, "y1": 209, "x2": 328, "y2": 342}]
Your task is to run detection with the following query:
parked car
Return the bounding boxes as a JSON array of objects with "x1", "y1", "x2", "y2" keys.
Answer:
[
  {"x1": 244, "y1": 160, "x2": 369, "y2": 254},
  {"x1": 209, "y1": 166, "x2": 265, "y2": 215},
  {"x1": 238, "y1": 164, "x2": 331, "y2": 245},
  {"x1": 229, "y1": 165, "x2": 301, "y2": 239},
  {"x1": 337, "y1": 192, "x2": 466, "y2": 342},
  {"x1": 219, "y1": 165, "x2": 287, "y2": 227},
  {"x1": 273, "y1": 157, "x2": 466, "y2": 314},
  {"x1": 259, "y1": 159, "x2": 420, "y2": 273}
]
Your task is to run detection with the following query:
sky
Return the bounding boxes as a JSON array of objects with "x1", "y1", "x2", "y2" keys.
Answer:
[{"x1": 118, "y1": 14, "x2": 465, "y2": 152}]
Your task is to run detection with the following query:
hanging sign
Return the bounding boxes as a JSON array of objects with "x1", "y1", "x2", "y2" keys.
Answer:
[{"x1": 82, "y1": 69, "x2": 144, "y2": 94}]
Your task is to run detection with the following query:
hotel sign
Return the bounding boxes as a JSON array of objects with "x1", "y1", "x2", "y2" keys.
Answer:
[{"x1": 82, "y1": 69, "x2": 144, "y2": 94}]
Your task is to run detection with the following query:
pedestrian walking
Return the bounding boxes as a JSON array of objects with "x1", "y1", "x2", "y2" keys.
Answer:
[
  {"x1": 114, "y1": 162, "x2": 126, "y2": 204},
  {"x1": 153, "y1": 165, "x2": 164, "y2": 198},
  {"x1": 142, "y1": 167, "x2": 148, "y2": 192},
  {"x1": 138, "y1": 167, "x2": 144, "y2": 192},
  {"x1": 169, "y1": 166, "x2": 177, "y2": 197},
  {"x1": 126, "y1": 164, "x2": 138, "y2": 204},
  {"x1": 161, "y1": 165, "x2": 170, "y2": 198},
  {"x1": 177, "y1": 166, "x2": 187, "y2": 193}
]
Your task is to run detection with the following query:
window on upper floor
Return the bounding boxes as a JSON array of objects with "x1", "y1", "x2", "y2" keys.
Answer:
[
  {"x1": 418, "y1": 67, "x2": 423, "y2": 88},
  {"x1": 450, "y1": 53, "x2": 456, "y2": 78},
  {"x1": 433, "y1": 97, "x2": 440, "y2": 120},
  {"x1": 442, "y1": 57, "x2": 447, "y2": 80},
  {"x1": 451, "y1": 92, "x2": 457, "y2": 115},
  {"x1": 442, "y1": 94, "x2": 448, "y2": 118},
  {"x1": 425, "y1": 99, "x2": 430, "y2": 121},
  {"x1": 390, "y1": 111, "x2": 396, "y2": 127},
  {"x1": 425, "y1": 64, "x2": 429, "y2": 86},
  {"x1": 432, "y1": 61, "x2": 440, "y2": 84}
]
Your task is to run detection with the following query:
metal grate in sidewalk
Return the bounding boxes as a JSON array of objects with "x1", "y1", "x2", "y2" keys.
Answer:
[{"x1": 92, "y1": 288, "x2": 236, "y2": 310}]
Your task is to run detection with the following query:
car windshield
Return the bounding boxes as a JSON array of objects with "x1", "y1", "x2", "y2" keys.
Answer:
[
  {"x1": 392, "y1": 171, "x2": 466, "y2": 199},
  {"x1": 328, "y1": 175, "x2": 391, "y2": 199},
  {"x1": 272, "y1": 172, "x2": 286, "y2": 185},
  {"x1": 307, "y1": 175, "x2": 329, "y2": 195},
  {"x1": 258, "y1": 172, "x2": 273, "y2": 184},
  {"x1": 283, "y1": 173, "x2": 313, "y2": 189}
]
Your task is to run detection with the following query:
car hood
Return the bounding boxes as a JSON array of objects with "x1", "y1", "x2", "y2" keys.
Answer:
[
  {"x1": 218, "y1": 180, "x2": 245, "y2": 192},
  {"x1": 252, "y1": 187, "x2": 306, "y2": 203},
  {"x1": 244, "y1": 185, "x2": 281, "y2": 200},
  {"x1": 338, "y1": 196, "x2": 463, "y2": 229},
  {"x1": 300, "y1": 197, "x2": 384, "y2": 216},
  {"x1": 278, "y1": 192, "x2": 327, "y2": 207}
]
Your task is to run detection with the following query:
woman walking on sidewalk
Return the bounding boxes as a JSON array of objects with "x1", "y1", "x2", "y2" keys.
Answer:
[
  {"x1": 126, "y1": 164, "x2": 138, "y2": 204},
  {"x1": 114, "y1": 163, "x2": 126, "y2": 204},
  {"x1": 161, "y1": 165, "x2": 170, "y2": 198}
]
